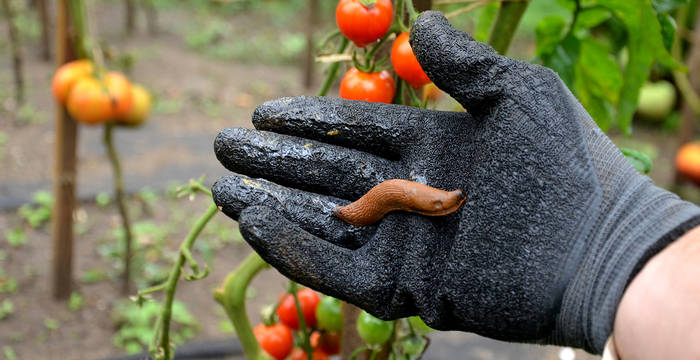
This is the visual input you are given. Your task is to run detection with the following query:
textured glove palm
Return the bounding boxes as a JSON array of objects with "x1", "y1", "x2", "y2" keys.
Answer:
[{"x1": 212, "y1": 11, "x2": 700, "y2": 354}]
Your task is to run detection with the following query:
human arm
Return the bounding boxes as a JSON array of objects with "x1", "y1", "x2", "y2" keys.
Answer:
[{"x1": 612, "y1": 225, "x2": 700, "y2": 359}]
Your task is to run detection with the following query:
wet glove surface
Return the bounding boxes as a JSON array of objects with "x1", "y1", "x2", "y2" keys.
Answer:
[{"x1": 212, "y1": 11, "x2": 700, "y2": 354}]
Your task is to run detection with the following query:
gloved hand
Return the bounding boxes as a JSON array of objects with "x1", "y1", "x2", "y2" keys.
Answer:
[{"x1": 212, "y1": 11, "x2": 700, "y2": 354}]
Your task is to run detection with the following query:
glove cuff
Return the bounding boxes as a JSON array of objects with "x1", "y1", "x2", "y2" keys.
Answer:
[{"x1": 554, "y1": 180, "x2": 700, "y2": 353}]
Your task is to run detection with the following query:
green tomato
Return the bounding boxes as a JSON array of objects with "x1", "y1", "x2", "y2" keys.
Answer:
[
  {"x1": 356, "y1": 310, "x2": 393, "y2": 345},
  {"x1": 316, "y1": 296, "x2": 343, "y2": 332},
  {"x1": 401, "y1": 335, "x2": 426, "y2": 356},
  {"x1": 637, "y1": 80, "x2": 677, "y2": 121},
  {"x1": 407, "y1": 316, "x2": 434, "y2": 334}
]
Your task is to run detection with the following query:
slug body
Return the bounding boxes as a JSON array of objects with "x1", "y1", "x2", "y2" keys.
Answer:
[{"x1": 333, "y1": 179, "x2": 466, "y2": 226}]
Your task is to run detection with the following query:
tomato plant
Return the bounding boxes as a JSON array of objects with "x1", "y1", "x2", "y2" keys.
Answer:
[
  {"x1": 335, "y1": 0, "x2": 393, "y2": 48},
  {"x1": 253, "y1": 323, "x2": 294, "y2": 360},
  {"x1": 340, "y1": 68, "x2": 395, "y2": 103},
  {"x1": 315, "y1": 296, "x2": 343, "y2": 332},
  {"x1": 391, "y1": 32, "x2": 431, "y2": 89},
  {"x1": 356, "y1": 310, "x2": 394, "y2": 346},
  {"x1": 276, "y1": 288, "x2": 320, "y2": 330},
  {"x1": 52, "y1": 59, "x2": 93, "y2": 104}
]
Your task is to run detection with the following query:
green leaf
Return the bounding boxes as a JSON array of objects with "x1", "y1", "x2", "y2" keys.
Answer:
[
  {"x1": 573, "y1": 38, "x2": 622, "y2": 130},
  {"x1": 652, "y1": 0, "x2": 689, "y2": 13},
  {"x1": 535, "y1": 15, "x2": 568, "y2": 57},
  {"x1": 599, "y1": 0, "x2": 677, "y2": 132},
  {"x1": 577, "y1": 38, "x2": 623, "y2": 103},
  {"x1": 474, "y1": 2, "x2": 500, "y2": 42},
  {"x1": 657, "y1": 12, "x2": 676, "y2": 51},
  {"x1": 544, "y1": 35, "x2": 580, "y2": 88},
  {"x1": 620, "y1": 147, "x2": 653, "y2": 173},
  {"x1": 574, "y1": 7, "x2": 611, "y2": 31}
]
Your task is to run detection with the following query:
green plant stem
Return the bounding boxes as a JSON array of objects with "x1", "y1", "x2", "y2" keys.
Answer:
[
  {"x1": 215, "y1": 252, "x2": 269, "y2": 360},
  {"x1": 487, "y1": 0, "x2": 530, "y2": 54},
  {"x1": 672, "y1": 5, "x2": 700, "y2": 117},
  {"x1": 67, "y1": 0, "x2": 89, "y2": 59},
  {"x1": 318, "y1": 37, "x2": 350, "y2": 96},
  {"x1": 103, "y1": 123, "x2": 134, "y2": 295},
  {"x1": 289, "y1": 281, "x2": 313, "y2": 360},
  {"x1": 151, "y1": 202, "x2": 219, "y2": 360}
]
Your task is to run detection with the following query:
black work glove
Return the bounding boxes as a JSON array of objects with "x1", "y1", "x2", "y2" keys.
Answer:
[{"x1": 212, "y1": 11, "x2": 700, "y2": 354}]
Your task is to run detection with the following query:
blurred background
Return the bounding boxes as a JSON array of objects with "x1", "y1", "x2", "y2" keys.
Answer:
[{"x1": 0, "y1": 0, "x2": 698, "y2": 359}]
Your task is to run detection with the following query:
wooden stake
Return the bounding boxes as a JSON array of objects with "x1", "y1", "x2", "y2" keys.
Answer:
[{"x1": 51, "y1": 0, "x2": 78, "y2": 300}]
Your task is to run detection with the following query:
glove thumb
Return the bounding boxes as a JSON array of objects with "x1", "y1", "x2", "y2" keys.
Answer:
[{"x1": 410, "y1": 11, "x2": 505, "y2": 111}]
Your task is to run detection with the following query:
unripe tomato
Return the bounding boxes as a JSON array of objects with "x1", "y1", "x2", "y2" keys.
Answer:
[
  {"x1": 336, "y1": 0, "x2": 393, "y2": 48},
  {"x1": 676, "y1": 143, "x2": 700, "y2": 184},
  {"x1": 66, "y1": 77, "x2": 115, "y2": 125},
  {"x1": 253, "y1": 323, "x2": 294, "y2": 360},
  {"x1": 391, "y1": 32, "x2": 431, "y2": 89},
  {"x1": 315, "y1": 296, "x2": 343, "y2": 332},
  {"x1": 340, "y1": 68, "x2": 395, "y2": 103},
  {"x1": 52, "y1": 59, "x2": 93, "y2": 104},
  {"x1": 356, "y1": 310, "x2": 393, "y2": 345},
  {"x1": 289, "y1": 348, "x2": 330, "y2": 360},
  {"x1": 400, "y1": 335, "x2": 425, "y2": 355},
  {"x1": 103, "y1": 72, "x2": 133, "y2": 118},
  {"x1": 276, "y1": 288, "x2": 321, "y2": 330},
  {"x1": 118, "y1": 84, "x2": 151, "y2": 126}
]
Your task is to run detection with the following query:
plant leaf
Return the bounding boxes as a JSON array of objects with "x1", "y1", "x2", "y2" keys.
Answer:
[{"x1": 535, "y1": 15, "x2": 568, "y2": 57}]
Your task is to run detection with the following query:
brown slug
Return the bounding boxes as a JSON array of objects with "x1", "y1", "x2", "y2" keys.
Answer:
[{"x1": 333, "y1": 179, "x2": 466, "y2": 226}]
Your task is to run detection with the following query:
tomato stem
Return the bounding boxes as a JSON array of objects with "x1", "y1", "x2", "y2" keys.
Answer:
[
  {"x1": 103, "y1": 123, "x2": 134, "y2": 295},
  {"x1": 215, "y1": 252, "x2": 270, "y2": 360},
  {"x1": 150, "y1": 201, "x2": 219, "y2": 360},
  {"x1": 317, "y1": 37, "x2": 350, "y2": 96},
  {"x1": 486, "y1": 0, "x2": 530, "y2": 55},
  {"x1": 289, "y1": 281, "x2": 314, "y2": 360},
  {"x1": 393, "y1": 78, "x2": 404, "y2": 105},
  {"x1": 404, "y1": 0, "x2": 418, "y2": 24}
]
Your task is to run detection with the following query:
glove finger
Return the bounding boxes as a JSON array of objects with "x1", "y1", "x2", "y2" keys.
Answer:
[
  {"x1": 214, "y1": 127, "x2": 402, "y2": 199},
  {"x1": 212, "y1": 174, "x2": 374, "y2": 249},
  {"x1": 410, "y1": 11, "x2": 513, "y2": 111},
  {"x1": 239, "y1": 205, "x2": 380, "y2": 303},
  {"x1": 252, "y1": 96, "x2": 419, "y2": 158}
]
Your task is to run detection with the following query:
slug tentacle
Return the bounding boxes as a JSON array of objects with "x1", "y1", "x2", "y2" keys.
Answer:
[{"x1": 333, "y1": 179, "x2": 466, "y2": 226}]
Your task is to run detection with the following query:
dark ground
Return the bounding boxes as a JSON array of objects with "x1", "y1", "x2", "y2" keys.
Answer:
[{"x1": 0, "y1": 1, "x2": 693, "y2": 359}]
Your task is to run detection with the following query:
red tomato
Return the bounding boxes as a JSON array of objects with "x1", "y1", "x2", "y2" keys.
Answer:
[
  {"x1": 289, "y1": 348, "x2": 330, "y2": 360},
  {"x1": 52, "y1": 59, "x2": 93, "y2": 104},
  {"x1": 103, "y1": 71, "x2": 133, "y2": 118},
  {"x1": 336, "y1": 0, "x2": 393, "y2": 47},
  {"x1": 276, "y1": 288, "x2": 321, "y2": 330},
  {"x1": 66, "y1": 77, "x2": 115, "y2": 125},
  {"x1": 318, "y1": 332, "x2": 341, "y2": 355},
  {"x1": 339, "y1": 68, "x2": 395, "y2": 103},
  {"x1": 391, "y1": 32, "x2": 431, "y2": 89},
  {"x1": 253, "y1": 323, "x2": 294, "y2": 360}
]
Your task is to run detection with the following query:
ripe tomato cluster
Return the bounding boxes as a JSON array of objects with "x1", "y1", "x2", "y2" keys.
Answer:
[
  {"x1": 52, "y1": 59, "x2": 151, "y2": 127},
  {"x1": 254, "y1": 288, "x2": 342, "y2": 360},
  {"x1": 335, "y1": 0, "x2": 434, "y2": 104}
]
